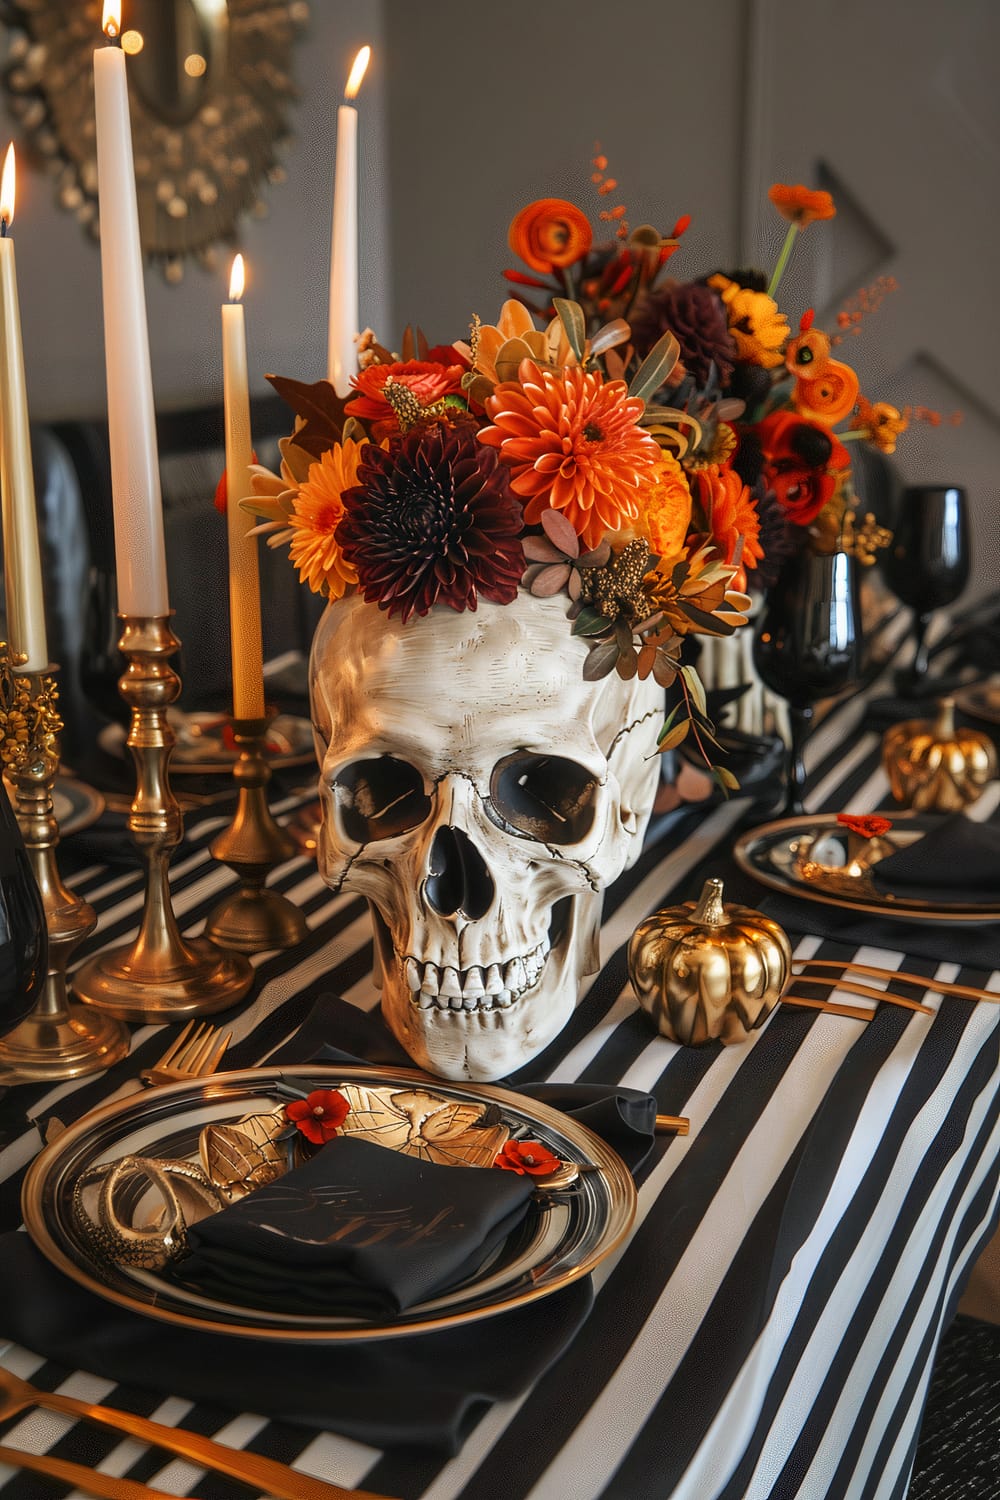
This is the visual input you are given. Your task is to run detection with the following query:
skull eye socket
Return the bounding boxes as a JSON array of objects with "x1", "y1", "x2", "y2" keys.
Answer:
[
  {"x1": 331, "y1": 756, "x2": 431, "y2": 843},
  {"x1": 489, "y1": 752, "x2": 598, "y2": 845}
]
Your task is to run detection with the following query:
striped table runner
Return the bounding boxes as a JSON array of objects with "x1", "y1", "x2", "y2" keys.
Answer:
[{"x1": 1, "y1": 666, "x2": 998, "y2": 1500}]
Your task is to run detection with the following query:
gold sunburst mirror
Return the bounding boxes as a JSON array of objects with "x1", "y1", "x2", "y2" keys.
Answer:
[{"x1": 2, "y1": 0, "x2": 309, "y2": 281}]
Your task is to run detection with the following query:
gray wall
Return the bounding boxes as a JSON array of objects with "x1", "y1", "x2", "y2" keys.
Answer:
[
  {"x1": 0, "y1": 0, "x2": 388, "y2": 419},
  {"x1": 1, "y1": 0, "x2": 997, "y2": 598}
]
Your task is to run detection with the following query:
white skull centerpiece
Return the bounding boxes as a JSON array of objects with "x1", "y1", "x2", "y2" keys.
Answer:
[{"x1": 310, "y1": 588, "x2": 664, "y2": 1080}]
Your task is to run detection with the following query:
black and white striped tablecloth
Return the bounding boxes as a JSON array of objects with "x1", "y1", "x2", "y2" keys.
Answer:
[{"x1": 1, "y1": 662, "x2": 998, "y2": 1500}]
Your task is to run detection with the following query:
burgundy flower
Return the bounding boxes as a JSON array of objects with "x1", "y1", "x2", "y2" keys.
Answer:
[
  {"x1": 630, "y1": 281, "x2": 736, "y2": 388},
  {"x1": 494, "y1": 1140, "x2": 562, "y2": 1176},
  {"x1": 337, "y1": 421, "x2": 525, "y2": 622},
  {"x1": 285, "y1": 1089, "x2": 350, "y2": 1145}
]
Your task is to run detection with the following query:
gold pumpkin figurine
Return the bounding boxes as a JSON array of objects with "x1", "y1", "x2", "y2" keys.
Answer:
[
  {"x1": 882, "y1": 698, "x2": 997, "y2": 813},
  {"x1": 627, "y1": 877, "x2": 791, "y2": 1046}
]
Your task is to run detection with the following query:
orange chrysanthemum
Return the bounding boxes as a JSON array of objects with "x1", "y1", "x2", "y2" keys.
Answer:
[
  {"x1": 768, "y1": 183, "x2": 836, "y2": 228},
  {"x1": 287, "y1": 441, "x2": 364, "y2": 597},
  {"x1": 479, "y1": 360, "x2": 661, "y2": 549},
  {"x1": 690, "y1": 464, "x2": 764, "y2": 574},
  {"x1": 635, "y1": 452, "x2": 693, "y2": 559},
  {"x1": 509, "y1": 198, "x2": 593, "y2": 274}
]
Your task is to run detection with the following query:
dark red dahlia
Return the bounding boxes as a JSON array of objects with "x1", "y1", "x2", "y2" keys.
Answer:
[
  {"x1": 337, "y1": 422, "x2": 525, "y2": 622},
  {"x1": 630, "y1": 281, "x2": 736, "y2": 388}
]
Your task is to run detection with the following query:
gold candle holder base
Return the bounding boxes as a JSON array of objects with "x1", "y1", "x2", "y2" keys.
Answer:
[
  {"x1": 72, "y1": 617, "x2": 252, "y2": 1023},
  {"x1": 0, "y1": 665, "x2": 130, "y2": 1081},
  {"x1": 204, "y1": 716, "x2": 308, "y2": 954}
]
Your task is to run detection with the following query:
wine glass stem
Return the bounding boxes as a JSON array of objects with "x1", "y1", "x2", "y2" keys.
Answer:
[
  {"x1": 911, "y1": 612, "x2": 932, "y2": 681},
  {"x1": 786, "y1": 704, "x2": 814, "y2": 817}
]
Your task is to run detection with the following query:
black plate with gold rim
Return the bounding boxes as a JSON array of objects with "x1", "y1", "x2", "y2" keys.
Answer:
[
  {"x1": 734, "y1": 812, "x2": 1000, "y2": 922},
  {"x1": 22, "y1": 1064, "x2": 636, "y2": 1343}
]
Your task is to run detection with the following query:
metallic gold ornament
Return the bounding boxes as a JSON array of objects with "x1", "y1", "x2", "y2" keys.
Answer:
[
  {"x1": 882, "y1": 698, "x2": 997, "y2": 812},
  {"x1": 627, "y1": 877, "x2": 791, "y2": 1046}
]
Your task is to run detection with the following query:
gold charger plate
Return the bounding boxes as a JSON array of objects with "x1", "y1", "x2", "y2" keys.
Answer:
[
  {"x1": 22, "y1": 1064, "x2": 636, "y2": 1343},
  {"x1": 97, "y1": 712, "x2": 316, "y2": 775},
  {"x1": 733, "y1": 813, "x2": 1000, "y2": 922}
]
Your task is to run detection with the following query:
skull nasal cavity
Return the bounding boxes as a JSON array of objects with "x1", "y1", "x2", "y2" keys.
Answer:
[{"x1": 425, "y1": 826, "x2": 494, "y2": 920}]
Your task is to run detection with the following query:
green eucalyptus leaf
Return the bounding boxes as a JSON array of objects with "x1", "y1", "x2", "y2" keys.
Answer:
[
  {"x1": 658, "y1": 719, "x2": 690, "y2": 751},
  {"x1": 572, "y1": 606, "x2": 613, "y2": 637},
  {"x1": 628, "y1": 329, "x2": 680, "y2": 404},
  {"x1": 553, "y1": 298, "x2": 587, "y2": 364},
  {"x1": 680, "y1": 664, "x2": 707, "y2": 716},
  {"x1": 582, "y1": 640, "x2": 620, "y2": 680}
]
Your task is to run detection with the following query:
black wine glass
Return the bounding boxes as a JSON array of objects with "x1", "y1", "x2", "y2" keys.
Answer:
[
  {"x1": 753, "y1": 550, "x2": 863, "y2": 816},
  {"x1": 881, "y1": 485, "x2": 970, "y2": 694},
  {"x1": 0, "y1": 782, "x2": 47, "y2": 1037}
]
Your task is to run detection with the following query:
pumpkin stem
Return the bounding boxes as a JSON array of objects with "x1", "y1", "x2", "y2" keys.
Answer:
[
  {"x1": 934, "y1": 698, "x2": 956, "y2": 739},
  {"x1": 692, "y1": 877, "x2": 729, "y2": 927}
]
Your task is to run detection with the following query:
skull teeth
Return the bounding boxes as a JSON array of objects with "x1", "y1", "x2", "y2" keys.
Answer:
[{"x1": 404, "y1": 939, "x2": 549, "y2": 1012}]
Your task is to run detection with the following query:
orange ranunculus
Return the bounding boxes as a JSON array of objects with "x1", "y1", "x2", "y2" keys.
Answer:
[
  {"x1": 690, "y1": 464, "x2": 764, "y2": 577},
  {"x1": 509, "y1": 198, "x2": 593, "y2": 274},
  {"x1": 287, "y1": 440, "x2": 364, "y2": 598},
  {"x1": 784, "y1": 326, "x2": 831, "y2": 380},
  {"x1": 346, "y1": 360, "x2": 466, "y2": 431},
  {"x1": 794, "y1": 357, "x2": 860, "y2": 426},
  {"x1": 768, "y1": 183, "x2": 836, "y2": 228},
  {"x1": 635, "y1": 451, "x2": 693, "y2": 559},
  {"x1": 479, "y1": 359, "x2": 661, "y2": 549}
]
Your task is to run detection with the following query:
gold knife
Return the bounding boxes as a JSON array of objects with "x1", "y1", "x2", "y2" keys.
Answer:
[{"x1": 0, "y1": 1367, "x2": 394, "y2": 1500}]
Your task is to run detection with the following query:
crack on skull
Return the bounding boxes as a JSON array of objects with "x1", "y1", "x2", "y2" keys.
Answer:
[{"x1": 606, "y1": 706, "x2": 664, "y2": 762}]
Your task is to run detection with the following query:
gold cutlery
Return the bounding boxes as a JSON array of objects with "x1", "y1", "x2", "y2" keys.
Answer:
[
  {"x1": 0, "y1": 1441, "x2": 178, "y2": 1499},
  {"x1": 781, "y1": 994, "x2": 873, "y2": 1022},
  {"x1": 655, "y1": 1114, "x2": 690, "y2": 1135},
  {"x1": 0, "y1": 1367, "x2": 395, "y2": 1500},
  {"x1": 139, "y1": 1020, "x2": 233, "y2": 1086},
  {"x1": 790, "y1": 972, "x2": 935, "y2": 1016},
  {"x1": 792, "y1": 958, "x2": 1000, "y2": 1005}
]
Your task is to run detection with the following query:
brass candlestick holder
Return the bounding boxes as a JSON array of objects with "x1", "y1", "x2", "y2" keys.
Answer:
[
  {"x1": 73, "y1": 615, "x2": 253, "y2": 1021},
  {"x1": 0, "y1": 658, "x2": 129, "y2": 1080},
  {"x1": 204, "y1": 715, "x2": 308, "y2": 953}
]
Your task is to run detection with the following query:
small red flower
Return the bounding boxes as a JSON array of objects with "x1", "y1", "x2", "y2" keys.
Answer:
[
  {"x1": 285, "y1": 1089, "x2": 350, "y2": 1145},
  {"x1": 214, "y1": 451, "x2": 258, "y2": 516},
  {"x1": 837, "y1": 813, "x2": 893, "y2": 839},
  {"x1": 494, "y1": 1140, "x2": 562, "y2": 1176}
]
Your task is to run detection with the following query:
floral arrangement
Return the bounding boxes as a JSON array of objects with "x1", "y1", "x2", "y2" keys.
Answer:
[{"x1": 240, "y1": 168, "x2": 945, "y2": 774}]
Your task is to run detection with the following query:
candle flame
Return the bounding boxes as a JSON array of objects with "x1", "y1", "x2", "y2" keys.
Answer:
[
  {"x1": 103, "y1": 1, "x2": 121, "y2": 38},
  {"x1": 345, "y1": 46, "x2": 370, "y2": 100},
  {"x1": 229, "y1": 253, "x2": 245, "y2": 302},
  {"x1": 0, "y1": 144, "x2": 14, "y2": 230}
]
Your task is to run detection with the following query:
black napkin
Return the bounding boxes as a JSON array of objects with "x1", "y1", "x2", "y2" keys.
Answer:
[
  {"x1": 0, "y1": 1231, "x2": 591, "y2": 1452},
  {"x1": 871, "y1": 815, "x2": 1000, "y2": 907},
  {"x1": 175, "y1": 1135, "x2": 535, "y2": 1318},
  {"x1": 757, "y1": 891, "x2": 1000, "y2": 971}
]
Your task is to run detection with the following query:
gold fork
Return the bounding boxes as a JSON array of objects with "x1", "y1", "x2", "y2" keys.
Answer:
[{"x1": 139, "y1": 1019, "x2": 233, "y2": 1087}]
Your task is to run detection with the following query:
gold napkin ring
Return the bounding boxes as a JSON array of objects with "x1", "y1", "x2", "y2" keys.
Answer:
[{"x1": 72, "y1": 1154, "x2": 223, "y2": 1271}]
